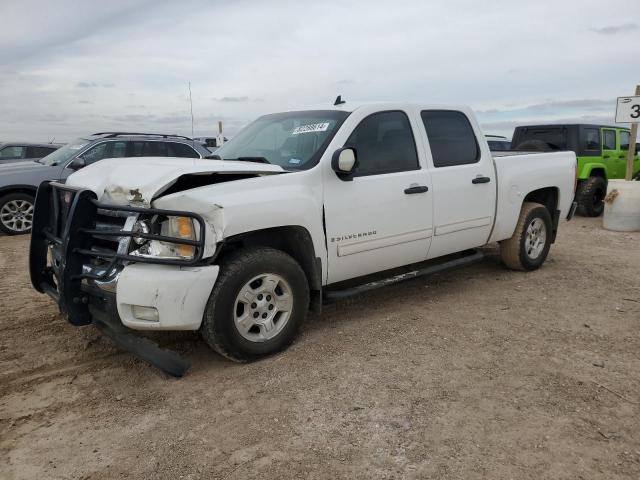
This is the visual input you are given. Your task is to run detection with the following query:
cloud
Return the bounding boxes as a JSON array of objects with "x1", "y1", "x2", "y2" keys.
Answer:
[
  {"x1": 214, "y1": 96, "x2": 250, "y2": 103},
  {"x1": 1, "y1": 0, "x2": 640, "y2": 141},
  {"x1": 525, "y1": 99, "x2": 613, "y2": 112},
  {"x1": 591, "y1": 23, "x2": 638, "y2": 35}
]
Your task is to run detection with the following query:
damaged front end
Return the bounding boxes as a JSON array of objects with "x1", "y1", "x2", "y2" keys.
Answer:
[{"x1": 29, "y1": 181, "x2": 213, "y2": 377}]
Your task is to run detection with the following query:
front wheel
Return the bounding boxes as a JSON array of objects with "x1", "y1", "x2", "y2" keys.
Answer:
[
  {"x1": 500, "y1": 202, "x2": 553, "y2": 271},
  {"x1": 0, "y1": 192, "x2": 35, "y2": 235},
  {"x1": 200, "y1": 247, "x2": 309, "y2": 362}
]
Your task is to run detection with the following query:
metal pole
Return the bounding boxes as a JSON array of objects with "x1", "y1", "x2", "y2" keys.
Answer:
[{"x1": 625, "y1": 84, "x2": 640, "y2": 181}]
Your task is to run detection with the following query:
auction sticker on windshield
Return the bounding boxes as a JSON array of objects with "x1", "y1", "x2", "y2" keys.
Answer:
[{"x1": 292, "y1": 122, "x2": 330, "y2": 135}]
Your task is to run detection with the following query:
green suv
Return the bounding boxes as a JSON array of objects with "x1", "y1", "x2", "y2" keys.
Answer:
[{"x1": 512, "y1": 124, "x2": 640, "y2": 216}]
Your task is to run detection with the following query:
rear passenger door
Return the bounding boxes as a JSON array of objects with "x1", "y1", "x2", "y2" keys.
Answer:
[{"x1": 420, "y1": 110, "x2": 496, "y2": 259}]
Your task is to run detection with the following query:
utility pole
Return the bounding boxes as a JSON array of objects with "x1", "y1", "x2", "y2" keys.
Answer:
[{"x1": 217, "y1": 121, "x2": 225, "y2": 147}]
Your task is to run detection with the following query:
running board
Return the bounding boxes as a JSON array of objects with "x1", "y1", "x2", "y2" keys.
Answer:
[
  {"x1": 323, "y1": 250, "x2": 484, "y2": 302},
  {"x1": 93, "y1": 318, "x2": 190, "y2": 378}
]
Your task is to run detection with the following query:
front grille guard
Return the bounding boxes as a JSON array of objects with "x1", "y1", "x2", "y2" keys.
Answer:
[{"x1": 30, "y1": 181, "x2": 207, "y2": 326}]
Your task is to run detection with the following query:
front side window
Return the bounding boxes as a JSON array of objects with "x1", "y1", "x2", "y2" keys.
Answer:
[
  {"x1": 603, "y1": 130, "x2": 616, "y2": 150},
  {"x1": 583, "y1": 128, "x2": 601, "y2": 151},
  {"x1": 80, "y1": 143, "x2": 108, "y2": 165},
  {"x1": 215, "y1": 110, "x2": 349, "y2": 170},
  {"x1": 0, "y1": 146, "x2": 25, "y2": 159},
  {"x1": 421, "y1": 110, "x2": 479, "y2": 167},
  {"x1": 344, "y1": 111, "x2": 419, "y2": 176}
]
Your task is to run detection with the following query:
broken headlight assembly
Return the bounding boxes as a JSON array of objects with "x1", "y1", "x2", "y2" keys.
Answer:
[{"x1": 129, "y1": 215, "x2": 199, "y2": 260}]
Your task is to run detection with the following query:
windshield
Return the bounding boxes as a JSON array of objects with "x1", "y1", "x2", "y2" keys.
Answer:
[
  {"x1": 215, "y1": 110, "x2": 349, "y2": 169},
  {"x1": 37, "y1": 139, "x2": 89, "y2": 166}
]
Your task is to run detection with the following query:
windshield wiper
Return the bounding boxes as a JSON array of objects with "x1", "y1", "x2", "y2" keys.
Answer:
[{"x1": 227, "y1": 156, "x2": 271, "y2": 164}]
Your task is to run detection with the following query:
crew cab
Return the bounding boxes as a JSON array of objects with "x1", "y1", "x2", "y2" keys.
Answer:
[{"x1": 30, "y1": 102, "x2": 577, "y2": 375}]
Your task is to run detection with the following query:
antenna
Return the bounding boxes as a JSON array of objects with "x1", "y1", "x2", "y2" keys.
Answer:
[
  {"x1": 188, "y1": 81, "x2": 195, "y2": 139},
  {"x1": 334, "y1": 95, "x2": 346, "y2": 106},
  {"x1": 49, "y1": 136, "x2": 55, "y2": 144}
]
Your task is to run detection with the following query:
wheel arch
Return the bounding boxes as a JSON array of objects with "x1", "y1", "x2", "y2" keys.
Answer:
[
  {"x1": 578, "y1": 163, "x2": 607, "y2": 180},
  {"x1": 216, "y1": 225, "x2": 323, "y2": 312},
  {"x1": 523, "y1": 186, "x2": 560, "y2": 242},
  {"x1": 0, "y1": 184, "x2": 38, "y2": 198}
]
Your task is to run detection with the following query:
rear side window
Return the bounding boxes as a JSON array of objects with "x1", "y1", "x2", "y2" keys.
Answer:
[
  {"x1": 421, "y1": 110, "x2": 479, "y2": 167},
  {"x1": 168, "y1": 142, "x2": 200, "y2": 158},
  {"x1": 132, "y1": 141, "x2": 168, "y2": 157},
  {"x1": 488, "y1": 140, "x2": 511, "y2": 151},
  {"x1": 603, "y1": 130, "x2": 616, "y2": 150},
  {"x1": 111, "y1": 142, "x2": 127, "y2": 158},
  {"x1": 583, "y1": 128, "x2": 601, "y2": 151},
  {"x1": 345, "y1": 111, "x2": 419, "y2": 176}
]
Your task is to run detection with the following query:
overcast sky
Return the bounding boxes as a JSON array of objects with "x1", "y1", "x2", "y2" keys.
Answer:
[{"x1": 1, "y1": 0, "x2": 639, "y2": 142}]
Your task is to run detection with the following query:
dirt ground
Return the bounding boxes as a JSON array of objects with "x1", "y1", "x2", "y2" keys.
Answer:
[{"x1": 1, "y1": 217, "x2": 639, "y2": 480}]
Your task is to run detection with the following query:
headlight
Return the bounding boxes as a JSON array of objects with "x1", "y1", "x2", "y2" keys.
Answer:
[{"x1": 130, "y1": 215, "x2": 198, "y2": 260}]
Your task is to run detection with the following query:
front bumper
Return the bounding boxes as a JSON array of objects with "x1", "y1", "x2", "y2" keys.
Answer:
[
  {"x1": 29, "y1": 181, "x2": 216, "y2": 376},
  {"x1": 116, "y1": 263, "x2": 218, "y2": 330}
]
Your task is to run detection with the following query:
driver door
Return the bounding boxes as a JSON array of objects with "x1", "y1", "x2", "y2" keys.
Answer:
[{"x1": 323, "y1": 110, "x2": 433, "y2": 284}]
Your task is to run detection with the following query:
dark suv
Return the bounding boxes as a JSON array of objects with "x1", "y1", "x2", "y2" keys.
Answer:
[
  {"x1": 0, "y1": 142, "x2": 62, "y2": 163},
  {"x1": 0, "y1": 133, "x2": 212, "y2": 235}
]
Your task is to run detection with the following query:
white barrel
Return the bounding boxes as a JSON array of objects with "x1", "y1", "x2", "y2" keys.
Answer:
[{"x1": 603, "y1": 179, "x2": 640, "y2": 232}]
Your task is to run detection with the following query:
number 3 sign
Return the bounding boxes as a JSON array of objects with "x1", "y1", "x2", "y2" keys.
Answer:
[{"x1": 616, "y1": 96, "x2": 640, "y2": 123}]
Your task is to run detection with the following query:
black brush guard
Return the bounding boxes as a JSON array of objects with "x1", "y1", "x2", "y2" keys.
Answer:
[{"x1": 29, "y1": 181, "x2": 207, "y2": 377}]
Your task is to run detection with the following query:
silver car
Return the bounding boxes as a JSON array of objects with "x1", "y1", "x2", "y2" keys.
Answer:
[
  {"x1": 0, "y1": 132, "x2": 212, "y2": 235},
  {"x1": 0, "y1": 142, "x2": 62, "y2": 163}
]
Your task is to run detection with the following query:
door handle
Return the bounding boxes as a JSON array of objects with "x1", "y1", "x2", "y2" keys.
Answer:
[
  {"x1": 603, "y1": 154, "x2": 610, "y2": 159},
  {"x1": 404, "y1": 185, "x2": 429, "y2": 194},
  {"x1": 472, "y1": 176, "x2": 491, "y2": 184}
]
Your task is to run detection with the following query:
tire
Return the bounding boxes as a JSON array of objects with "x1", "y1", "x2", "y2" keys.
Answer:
[
  {"x1": 576, "y1": 176, "x2": 606, "y2": 217},
  {"x1": 500, "y1": 202, "x2": 553, "y2": 271},
  {"x1": 200, "y1": 247, "x2": 309, "y2": 362},
  {"x1": 0, "y1": 192, "x2": 35, "y2": 235}
]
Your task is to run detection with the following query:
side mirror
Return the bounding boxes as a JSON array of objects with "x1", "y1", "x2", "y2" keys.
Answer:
[
  {"x1": 68, "y1": 157, "x2": 86, "y2": 170},
  {"x1": 331, "y1": 147, "x2": 357, "y2": 180},
  {"x1": 205, "y1": 154, "x2": 221, "y2": 160}
]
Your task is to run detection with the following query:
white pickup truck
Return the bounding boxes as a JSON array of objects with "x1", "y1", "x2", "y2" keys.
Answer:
[{"x1": 30, "y1": 101, "x2": 577, "y2": 375}]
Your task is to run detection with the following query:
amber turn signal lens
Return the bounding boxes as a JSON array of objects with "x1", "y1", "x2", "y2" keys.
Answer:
[{"x1": 176, "y1": 217, "x2": 195, "y2": 257}]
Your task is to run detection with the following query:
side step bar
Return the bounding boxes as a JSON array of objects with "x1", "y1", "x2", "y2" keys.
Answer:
[{"x1": 324, "y1": 250, "x2": 484, "y2": 302}]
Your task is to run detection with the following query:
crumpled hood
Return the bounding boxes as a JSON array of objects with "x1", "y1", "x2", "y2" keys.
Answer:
[{"x1": 65, "y1": 157, "x2": 285, "y2": 205}]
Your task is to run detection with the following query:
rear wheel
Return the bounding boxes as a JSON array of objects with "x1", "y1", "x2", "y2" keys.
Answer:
[
  {"x1": 0, "y1": 192, "x2": 35, "y2": 235},
  {"x1": 500, "y1": 202, "x2": 552, "y2": 271},
  {"x1": 200, "y1": 247, "x2": 309, "y2": 362},
  {"x1": 576, "y1": 176, "x2": 606, "y2": 217}
]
